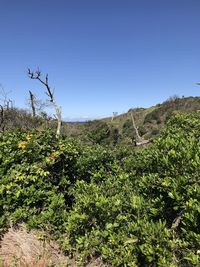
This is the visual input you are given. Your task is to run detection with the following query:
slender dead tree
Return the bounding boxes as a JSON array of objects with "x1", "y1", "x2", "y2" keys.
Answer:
[
  {"x1": 130, "y1": 111, "x2": 142, "y2": 142},
  {"x1": 6, "y1": 99, "x2": 13, "y2": 110},
  {"x1": 29, "y1": 90, "x2": 36, "y2": 117},
  {"x1": 0, "y1": 104, "x2": 5, "y2": 133},
  {"x1": 111, "y1": 112, "x2": 118, "y2": 122},
  {"x1": 130, "y1": 111, "x2": 150, "y2": 146},
  {"x1": 0, "y1": 86, "x2": 13, "y2": 110},
  {"x1": 28, "y1": 69, "x2": 62, "y2": 138},
  {"x1": 0, "y1": 86, "x2": 14, "y2": 133}
]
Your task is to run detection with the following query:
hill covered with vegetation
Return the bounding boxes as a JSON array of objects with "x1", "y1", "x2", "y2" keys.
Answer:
[
  {"x1": 102, "y1": 95, "x2": 200, "y2": 142},
  {"x1": 1, "y1": 96, "x2": 200, "y2": 147},
  {"x1": 0, "y1": 111, "x2": 200, "y2": 266}
]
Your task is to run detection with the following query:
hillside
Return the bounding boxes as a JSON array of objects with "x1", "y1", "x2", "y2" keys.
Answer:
[
  {"x1": 82, "y1": 96, "x2": 200, "y2": 145},
  {"x1": 1, "y1": 96, "x2": 200, "y2": 146},
  {"x1": 104, "y1": 96, "x2": 200, "y2": 134}
]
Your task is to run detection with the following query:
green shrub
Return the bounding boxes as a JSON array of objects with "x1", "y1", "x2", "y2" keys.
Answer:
[{"x1": 0, "y1": 112, "x2": 200, "y2": 266}]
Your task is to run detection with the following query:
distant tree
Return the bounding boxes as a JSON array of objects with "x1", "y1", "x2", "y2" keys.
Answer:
[
  {"x1": 0, "y1": 105, "x2": 4, "y2": 133},
  {"x1": 87, "y1": 121, "x2": 110, "y2": 144},
  {"x1": 0, "y1": 85, "x2": 13, "y2": 110},
  {"x1": 28, "y1": 69, "x2": 62, "y2": 138},
  {"x1": 0, "y1": 85, "x2": 14, "y2": 133},
  {"x1": 109, "y1": 127, "x2": 120, "y2": 145},
  {"x1": 111, "y1": 112, "x2": 118, "y2": 122}
]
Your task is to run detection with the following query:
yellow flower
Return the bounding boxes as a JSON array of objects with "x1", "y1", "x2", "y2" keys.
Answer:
[
  {"x1": 26, "y1": 134, "x2": 33, "y2": 141},
  {"x1": 18, "y1": 141, "x2": 27, "y2": 149}
]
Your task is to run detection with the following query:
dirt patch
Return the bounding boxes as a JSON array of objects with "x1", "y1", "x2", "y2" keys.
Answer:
[
  {"x1": 0, "y1": 224, "x2": 75, "y2": 267},
  {"x1": 0, "y1": 225, "x2": 105, "y2": 267}
]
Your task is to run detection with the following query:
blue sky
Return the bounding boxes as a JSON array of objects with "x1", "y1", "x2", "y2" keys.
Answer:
[{"x1": 0, "y1": 0, "x2": 200, "y2": 120}]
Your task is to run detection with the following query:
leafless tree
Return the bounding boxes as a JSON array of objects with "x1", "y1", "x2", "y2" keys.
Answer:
[
  {"x1": 0, "y1": 86, "x2": 14, "y2": 133},
  {"x1": 111, "y1": 112, "x2": 118, "y2": 122},
  {"x1": 28, "y1": 69, "x2": 62, "y2": 137},
  {"x1": 0, "y1": 85, "x2": 13, "y2": 110},
  {"x1": 0, "y1": 104, "x2": 5, "y2": 133},
  {"x1": 130, "y1": 111, "x2": 150, "y2": 146}
]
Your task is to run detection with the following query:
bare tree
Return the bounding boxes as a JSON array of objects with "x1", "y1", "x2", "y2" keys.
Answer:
[
  {"x1": 0, "y1": 85, "x2": 13, "y2": 110},
  {"x1": 130, "y1": 111, "x2": 150, "y2": 146},
  {"x1": 0, "y1": 86, "x2": 14, "y2": 133},
  {"x1": 28, "y1": 69, "x2": 62, "y2": 137},
  {"x1": 111, "y1": 112, "x2": 118, "y2": 122},
  {"x1": 0, "y1": 104, "x2": 5, "y2": 133}
]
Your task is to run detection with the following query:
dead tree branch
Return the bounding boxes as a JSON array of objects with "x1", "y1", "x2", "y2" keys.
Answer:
[
  {"x1": 28, "y1": 69, "x2": 62, "y2": 137},
  {"x1": 130, "y1": 112, "x2": 142, "y2": 142},
  {"x1": 28, "y1": 69, "x2": 54, "y2": 102},
  {"x1": 130, "y1": 111, "x2": 150, "y2": 146}
]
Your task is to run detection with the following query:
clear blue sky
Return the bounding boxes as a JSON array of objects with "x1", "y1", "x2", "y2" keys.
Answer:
[{"x1": 0, "y1": 0, "x2": 200, "y2": 120}]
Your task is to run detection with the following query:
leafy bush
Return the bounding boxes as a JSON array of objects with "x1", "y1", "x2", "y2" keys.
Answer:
[
  {"x1": 0, "y1": 129, "x2": 119, "y2": 235},
  {"x1": 144, "y1": 110, "x2": 161, "y2": 124},
  {"x1": 0, "y1": 112, "x2": 200, "y2": 266},
  {"x1": 122, "y1": 119, "x2": 134, "y2": 137},
  {"x1": 64, "y1": 113, "x2": 200, "y2": 266},
  {"x1": 86, "y1": 121, "x2": 120, "y2": 146}
]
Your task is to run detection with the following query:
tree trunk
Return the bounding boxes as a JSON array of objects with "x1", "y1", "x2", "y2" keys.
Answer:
[
  {"x1": 55, "y1": 104, "x2": 62, "y2": 138},
  {"x1": 29, "y1": 90, "x2": 36, "y2": 117}
]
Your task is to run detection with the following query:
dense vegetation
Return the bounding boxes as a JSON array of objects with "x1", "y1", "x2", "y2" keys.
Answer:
[
  {"x1": 0, "y1": 112, "x2": 200, "y2": 266},
  {"x1": 104, "y1": 96, "x2": 200, "y2": 142}
]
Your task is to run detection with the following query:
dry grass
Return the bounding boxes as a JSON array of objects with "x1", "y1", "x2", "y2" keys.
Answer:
[
  {"x1": 0, "y1": 225, "x2": 105, "y2": 267},
  {"x1": 0, "y1": 225, "x2": 74, "y2": 267}
]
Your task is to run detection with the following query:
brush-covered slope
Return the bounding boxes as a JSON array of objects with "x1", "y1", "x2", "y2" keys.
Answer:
[
  {"x1": 99, "y1": 96, "x2": 200, "y2": 143},
  {"x1": 1, "y1": 96, "x2": 200, "y2": 146}
]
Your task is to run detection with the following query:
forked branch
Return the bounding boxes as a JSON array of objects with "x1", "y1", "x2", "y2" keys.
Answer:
[{"x1": 28, "y1": 69, "x2": 54, "y2": 102}]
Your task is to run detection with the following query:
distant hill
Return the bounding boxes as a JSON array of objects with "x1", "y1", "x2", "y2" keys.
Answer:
[
  {"x1": 83, "y1": 96, "x2": 200, "y2": 145},
  {"x1": 107, "y1": 95, "x2": 200, "y2": 132},
  {"x1": 1, "y1": 96, "x2": 200, "y2": 146}
]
